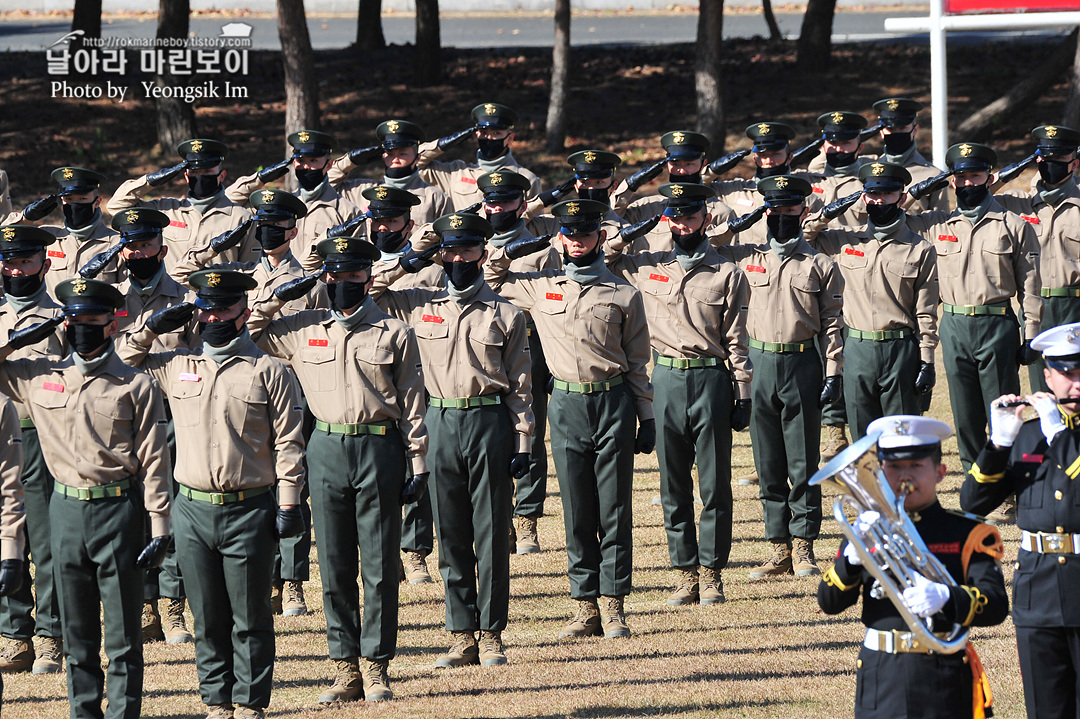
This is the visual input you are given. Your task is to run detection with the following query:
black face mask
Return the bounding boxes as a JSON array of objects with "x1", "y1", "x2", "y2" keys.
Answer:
[
  {"x1": 197, "y1": 318, "x2": 243, "y2": 346},
  {"x1": 372, "y1": 228, "x2": 408, "y2": 253},
  {"x1": 563, "y1": 242, "x2": 601, "y2": 267},
  {"x1": 486, "y1": 209, "x2": 519, "y2": 233},
  {"x1": 756, "y1": 164, "x2": 789, "y2": 179},
  {"x1": 955, "y1": 182, "x2": 990, "y2": 210},
  {"x1": 294, "y1": 167, "x2": 325, "y2": 192},
  {"x1": 866, "y1": 202, "x2": 901, "y2": 226},
  {"x1": 125, "y1": 251, "x2": 163, "y2": 282},
  {"x1": 2, "y1": 270, "x2": 43, "y2": 298},
  {"x1": 66, "y1": 322, "x2": 108, "y2": 357},
  {"x1": 1039, "y1": 159, "x2": 1073, "y2": 186},
  {"x1": 188, "y1": 174, "x2": 220, "y2": 199},
  {"x1": 326, "y1": 280, "x2": 367, "y2": 311},
  {"x1": 882, "y1": 131, "x2": 915, "y2": 156},
  {"x1": 825, "y1": 150, "x2": 858, "y2": 168},
  {"x1": 256, "y1": 224, "x2": 290, "y2": 252},
  {"x1": 477, "y1": 138, "x2": 507, "y2": 161},
  {"x1": 766, "y1": 213, "x2": 802, "y2": 240},
  {"x1": 670, "y1": 171, "x2": 702, "y2": 185},
  {"x1": 63, "y1": 201, "x2": 97, "y2": 229},
  {"x1": 384, "y1": 164, "x2": 416, "y2": 179},
  {"x1": 671, "y1": 226, "x2": 706, "y2": 252},
  {"x1": 445, "y1": 260, "x2": 482, "y2": 290},
  {"x1": 578, "y1": 187, "x2": 611, "y2": 205}
]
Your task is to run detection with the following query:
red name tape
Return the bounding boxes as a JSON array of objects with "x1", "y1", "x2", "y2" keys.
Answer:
[
  {"x1": 1022, "y1": 216, "x2": 1040, "y2": 225},
  {"x1": 169, "y1": 220, "x2": 187, "y2": 229},
  {"x1": 1021, "y1": 454, "x2": 1044, "y2": 463},
  {"x1": 926, "y1": 542, "x2": 961, "y2": 555},
  {"x1": 546, "y1": 292, "x2": 563, "y2": 301},
  {"x1": 648, "y1": 273, "x2": 669, "y2": 282},
  {"x1": 812, "y1": 187, "x2": 824, "y2": 193},
  {"x1": 47, "y1": 250, "x2": 65, "y2": 258},
  {"x1": 938, "y1": 235, "x2": 958, "y2": 242},
  {"x1": 746, "y1": 265, "x2": 766, "y2": 273},
  {"x1": 43, "y1": 382, "x2": 64, "y2": 393},
  {"x1": 421, "y1": 314, "x2": 444, "y2": 324},
  {"x1": 460, "y1": 177, "x2": 477, "y2": 185},
  {"x1": 844, "y1": 248, "x2": 864, "y2": 257},
  {"x1": 308, "y1": 339, "x2": 328, "y2": 347},
  {"x1": 115, "y1": 310, "x2": 128, "y2": 317}
]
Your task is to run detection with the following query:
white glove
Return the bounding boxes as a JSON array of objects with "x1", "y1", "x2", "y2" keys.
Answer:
[
  {"x1": 989, "y1": 399, "x2": 1024, "y2": 448},
  {"x1": 842, "y1": 541, "x2": 863, "y2": 566},
  {"x1": 1032, "y1": 394, "x2": 1067, "y2": 445},
  {"x1": 852, "y1": 510, "x2": 879, "y2": 538},
  {"x1": 902, "y1": 573, "x2": 951, "y2": 618}
]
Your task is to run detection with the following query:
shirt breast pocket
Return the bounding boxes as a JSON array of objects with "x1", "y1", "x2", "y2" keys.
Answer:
[
  {"x1": 468, "y1": 327, "x2": 504, "y2": 374},
  {"x1": 981, "y1": 237, "x2": 1012, "y2": 280},
  {"x1": 413, "y1": 318, "x2": 451, "y2": 366},
  {"x1": 29, "y1": 387, "x2": 68, "y2": 412},
  {"x1": 90, "y1": 399, "x2": 134, "y2": 449},
  {"x1": 587, "y1": 304, "x2": 621, "y2": 345},
  {"x1": 838, "y1": 251, "x2": 868, "y2": 270},
  {"x1": 535, "y1": 299, "x2": 567, "y2": 339},
  {"x1": 355, "y1": 343, "x2": 397, "y2": 396},
  {"x1": 46, "y1": 250, "x2": 69, "y2": 273},
  {"x1": 298, "y1": 345, "x2": 337, "y2": 392},
  {"x1": 226, "y1": 381, "x2": 269, "y2": 437},
  {"x1": 169, "y1": 379, "x2": 204, "y2": 427}
]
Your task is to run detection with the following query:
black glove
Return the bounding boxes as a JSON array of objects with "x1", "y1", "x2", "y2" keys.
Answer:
[
  {"x1": 819, "y1": 375, "x2": 843, "y2": 408},
  {"x1": 509, "y1": 452, "x2": 530, "y2": 479},
  {"x1": 859, "y1": 122, "x2": 885, "y2": 143},
  {"x1": 505, "y1": 234, "x2": 553, "y2": 260},
  {"x1": 22, "y1": 194, "x2": 60, "y2": 222},
  {"x1": 437, "y1": 127, "x2": 474, "y2": 152},
  {"x1": 7, "y1": 316, "x2": 64, "y2": 351},
  {"x1": 635, "y1": 418, "x2": 656, "y2": 454},
  {"x1": 727, "y1": 205, "x2": 767, "y2": 235},
  {"x1": 789, "y1": 137, "x2": 825, "y2": 170},
  {"x1": 348, "y1": 144, "x2": 383, "y2": 165},
  {"x1": 135, "y1": 535, "x2": 171, "y2": 569},
  {"x1": 626, "y1": 159, "x2": 667, "y2": 192},
  {"x1": 708, "y1": 149, "x2": 751, "y2": 177},
  {"x1": 1017, "y1": 341, "x2": 1041, "y2": 366},
  {"x1": 401, "y1": 245, "x2": 439, "y2": 274},
  {"x1": 147, "y1": 161, "x2": 188, "y2": 187},
  {"x1": 538, "y1": 177, "x2": 577, "y2": 207},
  {"x1": 459, "y1": 200, "x2": 483, "y2": 215},
  {"x1": 908, "y1": 171, "x2": 953, "y2": 201},
  {"x1": 146, "y1": 302, "x2": 196, "y2": 335},
  {"x1": 275, "y1": 505, "x2": 306, "y2": 539},
  {"x1": 326, "y1": 214, "x2": 367, "y2": 240},
  {"x1": 730, "y1": 399, "x2": 752, "y2": 432},
  {"x1": 257, "y1": 157, "x2": 294, "y2": 184},
  {"x1": 401, "y1": 472, "x2": 428, "y2": 504},
  {"x1": 210, "y1": 218, "x2": 255, "y2": 254},
  {"x1": 275, "y1": 275, "x2": 320, "y2": 303},
  {"x1": 823, "y1": 191, "x2": 862, "y2": 221},
  {"x1": 78, "y1": 243, "x2": 124, "y2": 279},
  {"x1": 914, "y1": 362, "x2": 936, "y2": 394},
  {"x1": 619, "y1": 214, "x2": 662, "y2": 244},
  {"x1": 0, "y1": 559, "x2": 23, "y2": 597},
  {"x1": 997, "y1": 151, "x2": 1039, "y2": 186}
]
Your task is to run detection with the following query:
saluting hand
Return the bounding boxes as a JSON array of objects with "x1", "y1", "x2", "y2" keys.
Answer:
[
  {"x1": 7, "y1": 316, "x2": 64, "y2": 351},
  {"x1": 146, "y1": 302, "x2": 197, "y2": 336},
  {"x1": 274, "y1": 275, "x2": 320, "y2": 303}
]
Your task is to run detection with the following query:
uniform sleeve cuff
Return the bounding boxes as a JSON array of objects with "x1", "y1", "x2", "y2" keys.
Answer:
[
  {"x1": 410, "y1": 455, "x2": 428, "y2": 476},
  {"x1": 516, "y1": 434, "x2": 531, "y2": 454},
  {"x1": 277, "y1": 485, "x2": 301, "y2": 506},
  {"x1": 637, "y1": 401, "x2": 655, "y2": 423},
  {"x1": 150, "y1": 514, "x2": 171, "y2": 538},
  {"x1": 920, "y1": 349, "x2": 935, "y2": 364},
  {"x1": 825, "y1": 359, "x2": 842, "y2": 376},
  {"x1": 1, "y1": 539, "x2": 23, "y2": 562},
  {"x1": 734, "y1": 381, "x2": 752, "y2": 401}
]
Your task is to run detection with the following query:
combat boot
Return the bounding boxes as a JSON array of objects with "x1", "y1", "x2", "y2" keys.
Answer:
[
  {"x1": 478, "y1": 630, "x2": 507, "y2": 666},
  {"x1": 234, "y1": 707, "x2": 265, "y2": 719},
  {"x1": 821, "y1": 425, "x2": 849, "y2": 463},
  {"x1": 666, "y1": 568, "x2": 699, "y2": 606},
  {"x1": 164, "y1": 598, "x2": 193, "y2": 644},
  {"x1": 0, "y1": 638, "x2": 33, "y2": 672},
  {"x1": 558, "y1": 598, "x2": 601, "y2": 639},
  {"x1": 142, "y1": 600, "x2": 164, "y2": 643},
  {"x1": 434, "y1": 630, "x2": 479, "y2": 668},
  {"x1": 736, "y1": 470, "x2": 759, "y2": 486},
  {"x1": 361, "y1": 659, "x2": 393, "y2": 702},
  {"x1": 749, "y1": 541, "x2": 793, "y2": 579},
  {"x1": 32, "y1": 636, "x2": 63, "y2": 674},
  {"x1": 270, "y1": 581, "x2": 283, "y2": 615},
  {"x1": 318, "y1": 658, "x2": 363, "y2": 704},
  {"x1": 205, "y1": 705, "x2": 234, "y2": 719},
  {"x1": 792, "y1": 538, "x2": 821, "y2": 577},
  {"x1": 699, "y1": 566, "x2": 726, "y2": 604},
  {"x1": 402, "y1": 551, "x2": 433, "y2": 584},
  {"x1": 515, "y1": 516, "x2": 541, "y2": 554},
  {"x1": 600, "y1": 596, "x2": 630, "y2": 638},
  {"x1": 282, "y1": 581, "x2": 308, "y2": 616}
]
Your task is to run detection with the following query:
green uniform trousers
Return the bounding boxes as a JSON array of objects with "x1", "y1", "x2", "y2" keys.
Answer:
[
  {"x1": 427, "y1": 404, "x2": 512, "y2": 632},
  {"x1": 549, "y1": 381, "x2": 636, "y2": 599},
  {"x1": 50, "y1": 489, "x2": 144, "y2": 719},
  {"x1": 940, "y1": 311, "x2": 1021, "y2": 472},
  {"x1": 400, "y1": 484, "x2": 434, "y2": 556},
  {"x1": 1029, "y1": 295, "x2": 1080, "y2": 391},
  {"x1": 308, "y1": 428, "x2": 405, "y2": 662},
  {"x1": 654, "y1": 363, "x2": 733, "y2": 571},
  {"x1": 749, "y1": 347, "x2": 824, "y2": 542},
  {"x1": 516, "y1": 328, "x2": 549, "y2": 518},
  {"x1": 1, "y1": 426, "x2": 61, "y2": 640},
  {"x1": 174, "y1": 489, "x2": 276, "y2": 710},
  {"x1": 844, "y1": 334, "x2": 921, "y2": 440},
  {"x1": 275, "y1": 393, "x2": 312, "y2": 583},
  {"x1": 820, "y1": 332, "x2": 847, "y2": 428}
]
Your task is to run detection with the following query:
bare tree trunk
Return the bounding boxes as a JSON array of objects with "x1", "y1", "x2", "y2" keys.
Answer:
[
  {"x1": 956, "y1": 28, "x2": 1077, "y2": 141},
  {"x1": 1064, "y1": 26, "x2": 1080, "y2": 127},
  {"x1": 356, "y1": 0, "x2": 386, "y2": 51},
  {"x1": 762, "y1": 0, "x2": 783, "y2": 42},
  {"x1": 545, "y1": 0, "x2": 571, "y2": 153},
  {"x1": 154, "y1": 0, "x2": 198, "y2": 152},
  {"x1": 71, "y1": 0, "x2": 101, "y2": 53},
  {"x1": 797, "y1": 0, "x2": 836, "y2": 72},
  {"x1": 695, "y1": 0, "x2": 725, "y2": 149},
  {"x1": 277, "y1": 0, "x2": 322, "y2": 147},
  {"x1": 414, "y1": 0, "x2": 441, "y2": 86}
]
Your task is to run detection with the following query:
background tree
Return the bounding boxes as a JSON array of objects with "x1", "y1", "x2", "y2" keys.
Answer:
[
  {"x1": 545, "y1": 0, "x2": 571, "y2": 153},
  {"x1": 356, "y1": 0, "x2": 386, "y2": 52},
  {"x1": 797, "y1": 0, "x2": 837, "y2": 72},
  {"x1": 415, "y1": 0, "x2": 442, "y2": 85},
  {"x1": 154, "y1": 0, "x2": 198, "y2": 152},
  {"x1": 762, "y1": 0, "x2": 783, "y2": 42},
  {"x1": 71, "y1": 0, "x2": 102, "y2": 53},
  {"x1": 695, "y1": 0, "x2": 725, "y2": 148},
  {"x1": 1064, "y1": 27, "x2": 1080, "y2": 128},
  {"x1": 277, "y1": 0, "x2": 321, "y2": 146}
]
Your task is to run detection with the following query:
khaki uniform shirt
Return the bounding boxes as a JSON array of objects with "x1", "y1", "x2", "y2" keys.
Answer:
[
  {"x1": 327, "y1": 157, "x2": 452, "y2": 226},
  {"x1": 107, "y1": 177, "x2": 260, "y2": 275},
  {"x1": 810, "y1": 221, "x2": 940, "y2": 363},
  {"x1": 907, "y1": 201, "x2": 1044, "y2": 338},
  {"x1": 0, "y1": 350, "x2": 171, "y2": 535},
  {"x1": 416, "y1": 142, "x2": 542, "y2": 210},
  {"x1": 0, "y1": 295, "x2": 66, "y2": 421},
  {"x1": 0, "y1": 395, "x2": 25, "y2": 560},
  {"x1": 605, "y1": 240, "x2": 753, "y2": 400},
  {"x1": 39, "y1": 220, "x2": 122, "y2": 290},
  {"x1": 484, "y1": 229, "x2": 562, "y2": 323},
  {"x1": 486, "y1": 254, "x2": 654, "y2": 421},
  {"x1": 995, "y1": 181, "x2": 1080, "y2": 290},
  {"x1": 115, "y1": 270, "x2": 199, "y2": 358},
  {"x1": 372, "y1": 276, "x2": 534, "y2": 453},
  {"x1": 122, "y1": 330, "x2": 307, "y2": 505},
  {"x1": 248, "y1": 299, "x2": 429, "y2": 475},
  {"x1": 718, "y1": 239, "x2": 846, "y2": 376}
]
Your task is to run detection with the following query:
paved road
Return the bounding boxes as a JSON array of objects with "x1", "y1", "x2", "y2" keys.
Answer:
[{"x1": 1, "y1": 11, "x2": 1072, "y2": 52}]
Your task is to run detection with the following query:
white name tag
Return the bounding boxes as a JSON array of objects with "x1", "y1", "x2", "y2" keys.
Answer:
[
  {"x1": 737, "y1": 198, "x2": 754, "y2": 207},
  {"x1": 179, "y1": 373, "x2": 201, "y2": 383}
]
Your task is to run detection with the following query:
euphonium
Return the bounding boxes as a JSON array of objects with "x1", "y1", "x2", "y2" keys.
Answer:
[{"x1": 809, "y1": 432, "x2": 968, "y2": 654}]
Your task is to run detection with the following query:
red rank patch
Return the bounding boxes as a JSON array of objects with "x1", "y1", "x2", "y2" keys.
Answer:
[
  {"x1": 421, "y1": 314, "x2": 444, "y2": 324},
  {"x1": 47, "y1": 250, "x2": 65, "y2": 258},
  {"x1": 938, "y1": 235, "x2": 958, "y2": 242},
  {"x1": 746, "y1": 265, "x2": 766, "y2": 273},
  {"x1": 812, "y1": 187, "x2": 824, "y2": 193},
  {"x1": 546, "y1": 292, "x2": 563, "y2": 301},
  {"x1": 42, "y1": 382, "x2": 64, "y2": 393},
  {"x1": 308, "y1": 339, "x2": 328, "y2": 347},
  {"x1": 460, "y1": 177, "x2": 477, "y2": 185},
  {"x1": 115, "y1": 310, "x2": 128, "y2": 317},
  {"x1": 169, "y1": 220, "x2": 187, "y2": 229},
  {"x1": 1021, "y1": 454, "x2": 1044, "y2": 463},
  {"x1": 648, "y1": 273, "x2": 669, "y2": 282},
  {"x1": 1021, "y1": 216, "x2": 1040, "y2": 225},
  {"x1": 926, "y1": 542, "x2": 961, "y2": 554},
  {"x1": 844, "y1": 248, "x2": 864, "y2": 257}
]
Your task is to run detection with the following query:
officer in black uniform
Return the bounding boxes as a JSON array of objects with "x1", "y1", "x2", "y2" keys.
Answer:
[{"x1": 961, "y1": 321, "x2": 1080, "y2": 719}]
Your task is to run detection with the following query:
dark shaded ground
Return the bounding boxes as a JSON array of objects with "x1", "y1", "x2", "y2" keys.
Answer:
[{"x1": 0, "y1": 37, "x2": 1068, "y2": 207}]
